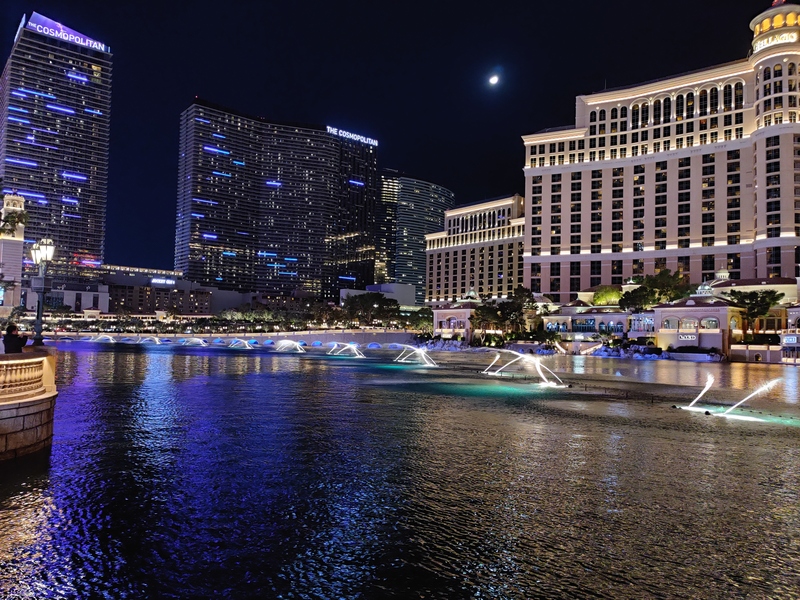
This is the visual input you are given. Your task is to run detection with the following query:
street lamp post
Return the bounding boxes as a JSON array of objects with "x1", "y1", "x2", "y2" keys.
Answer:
[{"x1": 30, "y1": 238, "x2": 55, "y2": 347}]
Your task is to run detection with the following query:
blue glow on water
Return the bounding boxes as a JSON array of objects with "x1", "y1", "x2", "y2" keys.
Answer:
[
  {"x1": 5, "y1": 158, "x2": 37, "y2": 167},
  {"x1": 193, "y1": 198, "x2": 218, "y2": 205},
  {"x1": 265, "y1": 181, "x2": 282, "y2": 187},
  {"x1": 18, "y1": 87, "x2": 56, "y2": 99},
  {"x1": 349, "y1": 180, "x2": 365, "y2": 186},
  {"x1": 8, "y1": 116, "x2": 30, "y2": 124},
  {"x1": 67, "y1": 72, "x2": 88, "y2": 82},
  {"x1": 8, "y1": 106, "x2": 28, "y2": 113},
  {"x1": 212, "y1": 171, "x2": 232, "y2": 177},
  {"x1": 204, "y1": 146, "x2": 230, "y2": 155},
  {"x1": 84, "y1": 108, "x2": 103, "y2": 115},
  {"x1": 47, "y1": 104, "x2": 75, "y2": 114},
  {"x1": 62, "y1": 172, "x2": 87, "y2": 181}
]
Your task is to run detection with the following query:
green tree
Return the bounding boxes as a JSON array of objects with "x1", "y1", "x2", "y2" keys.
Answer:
[
  {"x1": 592, "y1": 285, "x2": 621, "y2": 306},
  {"x1": 618, "y1": 269, "x2": 689, "y2": 312},
  {"x1": 405, "y1": 307, "x2": 433, "y2": 334},
  {"x1": 470, "y1": 303, "x2": 502, "y2": 344},
  {"x1": 0, "y1": 210, "x2": 28, "y2": 236},
  {"x1": 342, "y1": 292, "x2": 398, "y2": 326},
  {"x1": 618, "y1": 286, "x2": 658, "y2": 313},
  {"x1": 724, "y1": 289, "x2": 785, "y2": 334}
]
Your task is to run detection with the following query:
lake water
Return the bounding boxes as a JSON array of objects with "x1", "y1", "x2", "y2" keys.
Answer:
[{"x1": 1, "y1": 344, "x2": 799, "y2": 598}]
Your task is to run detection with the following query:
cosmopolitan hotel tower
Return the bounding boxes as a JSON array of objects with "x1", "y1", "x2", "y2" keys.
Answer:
[
  {"x1": 522, "y1": 1, "x2": 800, "y2": 303},
  {"x1": 0, "y1": 13, "x2": 111, "y2": 279},
  {"x1": 378, "y1": 170, "x2": 455, "y2": 305},
  {"x1": 176, "y1": 100, "x2": 377, "y2": 301}
]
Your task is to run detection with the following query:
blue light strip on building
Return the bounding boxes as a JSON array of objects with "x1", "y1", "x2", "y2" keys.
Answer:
[
  {"x1": 338, "y1": 276, "x2": 357, "y2": 281},
  {"x1": 284, "y1": 257, "x2": 298, "y2": 261},
  {"x1": 349, "y1": 180, "x2": 365, "y2": 186},
  {"x1": 232, "y1": 161, "x2": 245, "y2": 166},
  {"x1": 8, "y1": 106, "x2": 28, "y2": 113},
  {"x1": 212, "y1": 171, "x2": 231, "y2": 177},
  {"x1": 31, "y1": 128, "x2": 58, "y2": 135},
  {"x1": 11, "y1": 91, "x2": 26, "y2": 98},
  {"x1": 5, "y1": 158, "x2": 37, "y2": 167},
  {"x1": 193, "y1": 198, "x2": 218, "y2": 205},
  {"x1": 267, "y1": 263, "x2": 286, "y2": 268},
  {"x1": 191, "y1": 213, "x2": 205, "y2": 218},
  {"x1": 63, "y1": 213, "x2": 81, "y2": 218},
  {"x1": 279, "y1": 272, "x2": 298, "y2": 276},
  {"x1": 212, "y1": 134, "x2": 226, "y2": 139},
  {"x1": 13, "y1": 139, "x2": 58, "y2": 150},
  {"x1": 195, "y1": 117, "x2": 211, "y2": 123},
  {"x1": 66, "y1": 72, "x2": 88, "y2": 82},
  {"x1": 222, "y1": 251, "x2": 237, "y2": 256},
  {"x1": 2, "y1": 188, "x2": 45, "y2": 198},
  {"x1": 8, "y1": 116, "x2": 30, "y2": 124},
  {"x1": 46, "y1": 104, "x2": 75, "y2": 114},
  {"x1": 62, "y1": 172, "x2": 87, "y2": 181},
  {"x1": 265, "y1": 181, "x2": 282, "y2": 187},
  {"x1": 84, "y1": 108, "x2": 102, "y2": 115},
  {"x1": 81, "y1": 260, "x2": 102, "y2": 265},
  {"x1": 202, "y1": 233, "x2": 218, "y2": 239},
  {"x1": 18, "y1": 88, "x2": 56, "y2": 99},
  {"x1": 236, "y1": 231, "x2": 249, "y2": 235},
  {"x1": 203, "y1": 146, "x2": 230, "y2": 155},
  {"x1": 257, "y1": 251, "x2": 277, "y2": 257},
  {"x1": 61, "y1": 197, "x2": 79, "y2": 204}
]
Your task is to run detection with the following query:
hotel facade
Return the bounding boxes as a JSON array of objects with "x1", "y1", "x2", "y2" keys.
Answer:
[
  {"x1": 522, "y1": 2, "x2": 800, "y2": 303},
  {"x1": 425, "y1": 194, "x2": 525, "y2": 304},
  {"x1": 0, "y1": 13, "x2": 111, "y2": 279},
  {"x1": 175, "y1": 100, "x2": 377, "y2": 301}
]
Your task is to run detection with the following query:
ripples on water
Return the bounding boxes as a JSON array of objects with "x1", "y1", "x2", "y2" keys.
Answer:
[{"x1": 0, "y1": 346, "x2": 799, "y2": 598}]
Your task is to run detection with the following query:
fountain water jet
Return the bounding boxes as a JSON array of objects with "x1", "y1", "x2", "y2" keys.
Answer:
[
  {"x1": 481, "y1": 349, "x2": 566, "y2": 387},
  {"x1": 394, "y1": 345, "x2": 437, "y2": 367},
  {"x1": 327, "y1": 342, "x2": 365, "y2": 358},
  {"x1": 714, "y1": 378, "x2": 782, "y2": 418},
  {"x1": 275, "y1": 340, "x2": 305, "y2": 353},
  {"x1": 680, "y1": 372, "x2": 716, "y2": 411}
]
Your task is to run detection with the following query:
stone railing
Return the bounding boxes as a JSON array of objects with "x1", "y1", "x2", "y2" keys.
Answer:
[{"x1": 0, "y1": 348, "x2": 58, "y2": 461}]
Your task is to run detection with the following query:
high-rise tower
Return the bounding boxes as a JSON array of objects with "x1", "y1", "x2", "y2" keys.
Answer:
[
  {"x1": 176, "y1": 100, "x2": 378, "y2": 300},
  {"x1": 379, "y1": 171, "x2": 454, "y2": 305},
  {"x1": 0, "y1": 13, "x2": 111, "y2": 278}
]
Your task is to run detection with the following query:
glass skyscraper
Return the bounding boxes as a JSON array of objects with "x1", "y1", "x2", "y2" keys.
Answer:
[
  {"x1": 176, "y1": 100, "x2": 378, "y2": 300},
  {"x1": 0, "y1": 13, "x2": 111, "y2": 278},
  {"x1": 379, "y1": 170, "x2": 455, "y2": 305}
]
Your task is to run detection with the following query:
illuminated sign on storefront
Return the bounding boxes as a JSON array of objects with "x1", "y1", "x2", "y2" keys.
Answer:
[
  {"x1": 151, "y1": 278, "x2": 176, "y2": 286},
  {"x1": 754, "y1": 31, "x2": 799, "y2": 53},
  {"x1": 784, "y1": 336, "x2": 798, "y2": 344},
  {"x1": 26, "y1": 12, "x2": 108, "y2": 52},
  {"x1": 326, "y1": 126, "x2": 378, "y2": 147},
  {"x1": 678, "y1": 334, "x2": 698, "y2": 341}
]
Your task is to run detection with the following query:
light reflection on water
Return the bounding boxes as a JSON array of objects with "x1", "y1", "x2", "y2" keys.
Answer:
[{"x1": 0, "y1": 345, "x2": 799, "y2": 598}]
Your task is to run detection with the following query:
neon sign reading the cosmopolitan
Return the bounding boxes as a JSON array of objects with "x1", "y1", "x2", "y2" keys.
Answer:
[
  {"x1": 326, "y1": 126, "x2": 378, "y2": 147},
  {"x1": 26, "y1": 12, "x2": 108, "y2": 53},
  {"x1": 754, "y1": 32, "x2": 799, "y2": 53}
]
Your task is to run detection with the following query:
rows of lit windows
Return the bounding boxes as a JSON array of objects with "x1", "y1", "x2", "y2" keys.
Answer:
[{"x1": 756, "y1": 62, "x2": 800, "y2": 128}]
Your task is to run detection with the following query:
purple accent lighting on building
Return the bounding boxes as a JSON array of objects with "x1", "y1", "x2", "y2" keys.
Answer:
[
  {"x1": 62, "y1": 172, "x2": 87, "y2": 181},
  {"x1": 46, "y1": 104, "x2": 75, "y2": 114}
]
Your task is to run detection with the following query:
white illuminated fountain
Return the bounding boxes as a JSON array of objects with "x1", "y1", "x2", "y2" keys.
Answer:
[
  {"x1": 275, "y1": 340, "x2": 305, "y2": 353},
  {"x1": 327, "y1": 342, "x2": 365, "y2": 358},
  {"x1": 181, "y1": 337, "x2": 208, "y2": 347},
  {"x1": 228, "y1": 338, "x2": 254, "y2": 350},
  {"x1": 679, "y1": 373, "x2": 715, "y2": 412},
  {"x1": 137, "y1": 336, "x2": 162, "y2": 345},
  {"x1": 482, "y1": 349, "x2": 566, "y2": 387},
  {"x1": 713, "y1": 378, "x2": 783, "y2": 421},
  {"x1": 87, "y1": 334, "x2": 116, "y2": 343},
  {"x1": 394, "y1": 345, "x2": 437, "y2": 367}
]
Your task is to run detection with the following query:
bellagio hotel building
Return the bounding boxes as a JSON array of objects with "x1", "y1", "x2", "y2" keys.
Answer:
[{"x1": 522, "y1": 1, "x2": 800, "y2": 303}]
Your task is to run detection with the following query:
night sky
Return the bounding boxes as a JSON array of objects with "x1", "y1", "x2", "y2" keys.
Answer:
[{"x1": 2, "y1": 0, "x2": 759, "y2": 270}]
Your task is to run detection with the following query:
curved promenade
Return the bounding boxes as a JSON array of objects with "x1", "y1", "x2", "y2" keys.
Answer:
[{"x1": 0, "y1": 348, "x2": 58, "y2": 461}]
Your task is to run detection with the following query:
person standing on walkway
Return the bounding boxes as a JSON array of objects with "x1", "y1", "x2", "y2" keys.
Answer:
[{"x1": 3, "y1": 324, "x2": 29, "y2": 353}]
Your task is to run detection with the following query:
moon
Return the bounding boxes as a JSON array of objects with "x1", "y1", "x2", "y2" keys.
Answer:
[{"x1": 489, "y1": 75, "x2": 499, "y2": 85}]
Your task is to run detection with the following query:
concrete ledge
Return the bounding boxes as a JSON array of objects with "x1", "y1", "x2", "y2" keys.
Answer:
[{"x1": 0, "y1": 391, "x2": 57, "y2": 460}]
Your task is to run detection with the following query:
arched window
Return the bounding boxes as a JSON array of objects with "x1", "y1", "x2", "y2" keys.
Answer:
[
  {"x1": 599, "y1": 109, "x2": 606, "y2": 121},
  {"x1": 680, "y1": 317, "x2": 699, "y2": 329},
  {"x1": 699, "y1": 89, "x2": 708, "y2": 116},
  {"x1": 736, "y1": 83, "x2": 745, "y2": 109},
  {"x1": 631, "y1": 104, "x2": 640, "y2": 129},
  {"x1": 774, "y1": 63, "x2": 783, "y2": 78},
  {"x1": 620, "y1": 106, "x2": 628, "y2": 119},
  {"x1": 710, "y1": 87, "x2": 719, "y2": 114},
  {"x1": 700, "y1": 317, "x2": 719, "y2": 329},
  {"x1": 611, "y1": 107, "x2": 618, "y2": 119},
  {"x1": 723, "y1": 85, "x2": 733, "y2": 111},
  {"x1": 686, "y1": 92, "x2": 695, "y2": 118},
  {"x1": 676, "y1": 95, "x2": 685, "y2": 120},
  {"x1": 653, "y1": 99, "x2": 662, "y2": 125},
  {"x1": 765, "y1": 66, "x2": 771, "y2": 81},
  {"x1": 730, "y1": 317, "x2": 739, "y2": 330},
  {"x1": 789, "y1": 63, "x2": 797, "y2": 76},
  {"x1": 590, "y1": 111, "x2": 597, "y2": 122},
  {"x1": 662, "y1": 317, "x2": 679, "y2": 329},
  {"x1": 663, "y1": 97, "x2": 671, "y2": 123},
  {"x1": 641, "y1": 102, "x2": 649, "y2": 124}
]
